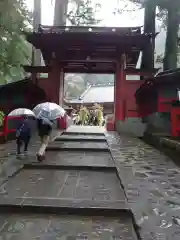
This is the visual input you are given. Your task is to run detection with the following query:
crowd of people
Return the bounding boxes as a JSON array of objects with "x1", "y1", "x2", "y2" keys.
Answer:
[{"x1": 71, "y1": 103, "x2": 105, "y2": 126}]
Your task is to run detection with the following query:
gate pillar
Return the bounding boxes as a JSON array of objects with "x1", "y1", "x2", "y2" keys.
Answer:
[
  {"x1": 114, "y1": 54, "x2": 126, "y2": 123},
  {"x1": 47, "y1": 58, "x2": 62, "y2": 105},
  {"x1": 59, "y1": 70, "x2": 64, "y2": 106}
]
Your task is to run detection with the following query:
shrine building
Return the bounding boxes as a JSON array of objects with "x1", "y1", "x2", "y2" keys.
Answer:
[
  {"x1": 135, "y1": 69, "x2": 180, "y2": 137},
  {"x1": 24, "y1": 25, "x2": 157, "y2": 136},
  {"x1": 64, "y1": 83, "x2": 114, "y2": 115}
]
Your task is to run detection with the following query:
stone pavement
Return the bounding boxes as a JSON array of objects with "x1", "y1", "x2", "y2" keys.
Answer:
[
  {"x1": 0, "y1": 136, "x2": 41, "y2": 187},
  {"x1": 0, "y1": 126, "x2": 180, "y2": 239},
  {"x1": 0, "y1": 129, "x2": 61, "y2": 191},
  {"x1": 106, "y1": 131, "x2": 180, "y2": 240},
  {"x1": 0, "y1": 126, "x2": 138, "y2": 239}
]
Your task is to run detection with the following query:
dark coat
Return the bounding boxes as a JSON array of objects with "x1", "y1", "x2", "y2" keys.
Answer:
[{"x1": 37, "y1": 119, "x2": 52, "y2": 137}]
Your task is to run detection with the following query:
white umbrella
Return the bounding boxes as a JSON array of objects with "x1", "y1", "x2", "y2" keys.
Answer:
[
  {"x1": 33, "y1": 102, "x2": 65, "y2": 120},
  {"x1": 8, "y1": 108, "x2": 35, "y2": 117}
]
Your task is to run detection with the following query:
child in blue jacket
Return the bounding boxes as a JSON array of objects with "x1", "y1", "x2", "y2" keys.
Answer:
[{"x1": 16, "y1": 115, "x2": 31, "y2": 157}]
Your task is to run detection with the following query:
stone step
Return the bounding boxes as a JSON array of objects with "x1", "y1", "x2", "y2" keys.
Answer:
[
  {"x1": 47, "y1": 141, "x2": 109, "y2": 152},
  {"x1": 63, "y1": 131, "x2": 105, "y2": 136},
  {"x1": 24, "y1": 150, "x2": 115, "y2": 168},
  {"x1": 0, "y1": 169, "x2": 127, "y2": 211},
  {"x1": 66, "y1": 126, "x2": 105, "y2": 135},
  {"x1": 55, "y1": 134, "x2": 106, "y2": 142},
  {"x1": 0, "y1": 213, "x2": 138, "y2": 239}
]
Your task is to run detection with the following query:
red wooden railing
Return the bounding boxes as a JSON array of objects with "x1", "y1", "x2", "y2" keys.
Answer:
[
  {"x1": 0, "y1": 114, "x2": 73, "y2": 141},
  {"x1": 0, "y1": 116, "x2": 23, "y2": 140}
]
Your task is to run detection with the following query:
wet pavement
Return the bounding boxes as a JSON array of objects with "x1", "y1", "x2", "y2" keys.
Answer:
[
  {"x1": 25, "y1": 150, "x2": 115, "y2": 167},
  {"x1": 0, "y1": 169, "x2": 126, "y2": 209},
  {"x1": 0, "y1": 137, "x2": 41, "y2": 186},
  {"x1": 47, "y1": 141, "x2": 109, "y2": 152},
  {"x1": 106, "y1": 131, "x2": 180, "y2": 240},
  {"x1": 0, "y1": 213, "x2": 137, "y2": 240},
  {"x1": 0, "y1": 126, "x2": 138, "y2": 239},
  {"x1": 0, "y1": 126, "x2": 180, "y2": 239}
]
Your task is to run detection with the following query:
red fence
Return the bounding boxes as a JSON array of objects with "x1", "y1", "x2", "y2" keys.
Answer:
[
  {"x1": 0, "y1": 114, "x2": 73, "y2": 141},
  {"x1": 0, "y1": 116, "x2": 23, "y2": 140}
]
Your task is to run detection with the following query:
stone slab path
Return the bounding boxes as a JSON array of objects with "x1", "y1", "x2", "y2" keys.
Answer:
[
  {"x1": 0, "y1": 126, "x2": 138, "y2": 240},
  {"x1": 0, "y1": 126, "x2": 179, "y2": 239}
]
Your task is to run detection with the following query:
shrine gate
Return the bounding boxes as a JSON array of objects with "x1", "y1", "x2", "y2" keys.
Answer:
[{"x1": 24, "y1": 25, "x2": 156, "y2": 136}]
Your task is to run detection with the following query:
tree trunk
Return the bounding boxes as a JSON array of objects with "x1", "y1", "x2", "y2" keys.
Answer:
[
  {"x1": 54, "y1": 0, "x2": 68, "y2": 25},
  {"x1": 163, "y1": 3, "x2": 179, "y2": 70},
  {"x1": 32, "y1": 0, "x2": 41, "y2": 66},
  {"x1": 141, "y1": 0, "x2": 156, "y2": 71}
]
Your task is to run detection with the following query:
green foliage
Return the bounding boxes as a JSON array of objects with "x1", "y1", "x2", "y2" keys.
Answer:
[
  {"x1": 0, "y1": 0, "x2": 32, "y2": 84},
  {"x1": 0, "y1": 111, "x2": 5, "y2": 126},
  {"x1": 64, "y1": 0, "x2": 103, "y2": 98},
  {"x1": 121, "y1": 0, "x2": 180, "y2": 25},
  {"x1": 67, "y1": 0, "x2": 101, "y2": 26},
  {"x1": 115, "y1": 0, "x2": 180, "y2": 70}
]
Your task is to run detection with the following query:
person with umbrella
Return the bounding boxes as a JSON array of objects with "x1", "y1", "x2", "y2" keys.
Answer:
[
  {"x1": 16, "y1": 115, "x2": 32, "y2": 158},
  {"x1": 8, "y1": 108, "x2": 35, "y2": 158},
  {"x1": 33, "y1": 102, "x2": 65, "y2": 162},
  {"x1": 36, "y1": 114, "x2": 53, "y2": 161}
]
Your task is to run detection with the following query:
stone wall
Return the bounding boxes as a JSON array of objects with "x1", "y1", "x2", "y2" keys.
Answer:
[
  {"x1": 116, "y1": 117, "x2": 147, "y2": 137},
  {"x1": 115, "y1": 112, "x2": 171, "y2": 137},
  {"x1": 144, "y1": 112, "x2": 171, "y2": 135}
]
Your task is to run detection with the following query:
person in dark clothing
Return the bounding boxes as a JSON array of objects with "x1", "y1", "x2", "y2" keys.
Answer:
[
  {"x1": 36, "y1": 118, "x2": 53, "y2": 161},
  {"x1": 37, "y1": 118, "x2": 52, "y2": 138},
  {"x1": 16, "y1": 115, "x2": 31, "y2": 158}
]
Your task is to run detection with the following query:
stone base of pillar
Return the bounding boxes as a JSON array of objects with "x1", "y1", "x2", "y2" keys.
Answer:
[{"x1": 116, "y1": 118, "x2": 146, "y2": 137}]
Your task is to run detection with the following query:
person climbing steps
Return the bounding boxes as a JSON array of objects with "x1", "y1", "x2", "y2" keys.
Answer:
[
  {"x1": 16, "y1": 115, "x2": 31, "y2": 158},
  {"x1": 36, "y1": 118, "x2": 53, "y2": 162}
]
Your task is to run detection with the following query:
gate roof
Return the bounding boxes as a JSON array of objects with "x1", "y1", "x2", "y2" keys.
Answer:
[
  {"x1": 25, "y1": 25, "x2": 156, "y2": 73},
  {"x1": 65, "y1": 83, "x2": 114, "y2": 104}
]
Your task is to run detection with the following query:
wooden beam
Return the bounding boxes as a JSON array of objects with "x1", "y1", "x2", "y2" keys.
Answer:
[
  {"x1": 57, "y1": 55, "x2": 119, "y2": 62},
  {"x1": 125, "y1": 68, "x2": 158, "y2": 76},
  {"x1": 63, "y1": 67, "x2": 115, "y2": 74},
  {"x1": 61, "y1": 60, "x2": 117, "y2": 64},
  {"x1": 23, "y1": 65, "x2": 52, "y2": 73}
]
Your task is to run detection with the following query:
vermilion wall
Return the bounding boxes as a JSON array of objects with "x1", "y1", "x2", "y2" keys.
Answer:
[
  {"x1": 37, "y1": 78, "x2": 51, "y2": 100},
  {"x1": 114, "y1": 59, "x2": 147, "y2": 136},
  {"x1": 37, "y1": 64, "x2": 64, "y2": 105},
  {"x1": 136, "y1": 89, "x2": 158, "y2": 118},
  {"x1": 137, "y1": 83, "x2": 180, "y2": 117},
  {"x1": 124, "y1": 80, "x2": 144, "y2": 118},
  {"x1": 157, "y1": 85, "x2": 179, "y2": 112},
  {"x1": 115, "y1": 76, "x2": 145, "y2": 121},
  {"x1": 135, "y1": 83, "x2": 180, "y2": 136}
]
